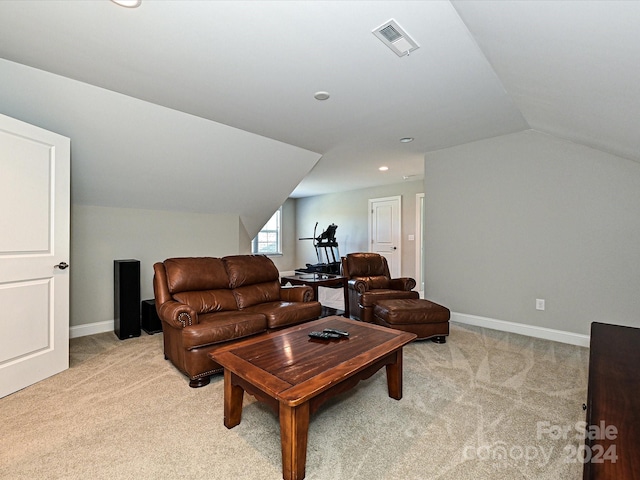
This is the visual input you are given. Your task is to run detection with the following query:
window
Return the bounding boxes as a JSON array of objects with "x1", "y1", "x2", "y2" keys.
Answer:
[{"x1": 252, "y1": 207, "x2": 282, "y2": 255}]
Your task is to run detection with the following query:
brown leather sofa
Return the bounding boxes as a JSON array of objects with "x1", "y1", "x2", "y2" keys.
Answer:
[
  {"x1": 341, "y1": 252, "x2": 419, "y2": 322},
  {"x1": 153, "y1": 255, "x2": 322, "y2": 387}
]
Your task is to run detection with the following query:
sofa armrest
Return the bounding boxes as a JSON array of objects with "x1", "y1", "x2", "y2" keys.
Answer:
[
  {"x1": 157, "y1": 300, "x2": 198, "y2": 328},
  {"x1": 280, "y1": 285, "x2": 314, "y2": 303},
  {"x1": 389, "y1": 277, "x2": 416, "y2": 291},
  {"x1": 348, "y1": 278, "x2": 369, "y2": 294}
]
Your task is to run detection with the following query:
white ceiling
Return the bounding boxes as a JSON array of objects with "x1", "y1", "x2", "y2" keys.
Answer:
[
  {"x1": 452, "y1": 0, "x2": 640, "y2": 163},
  {"x1": 0, "y1": 1, "x2": 638, "y2": 208}
]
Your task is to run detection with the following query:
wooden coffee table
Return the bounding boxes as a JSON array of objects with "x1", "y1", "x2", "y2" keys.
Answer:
[{"x1": 209, "y1": 316, "x2": 416, "y2": 480}]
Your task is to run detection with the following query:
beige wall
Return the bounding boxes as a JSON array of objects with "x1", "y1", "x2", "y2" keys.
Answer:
[
  {"x1": 68, "y1": 129, "x2": 640, "y2": 339},
  {"x1": 294, "y1": 180, "x2": 424, "y2": 278},
  {"x1": 70, "y1": 205, "x2": 241, "y2": 328},
  {"x1": 238, "y1": 220, "x2": 252, "y2": 255},
  {"x1": 267, "y1": 198, "x2": 298, "y2": 273},
  {"x1": 424, "y1": 129, "x2": 640, "y2": 336}
]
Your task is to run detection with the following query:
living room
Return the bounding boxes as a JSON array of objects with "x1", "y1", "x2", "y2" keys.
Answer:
[{"x1": 1, "y1": 1, "x2": 639, "y2": 478}]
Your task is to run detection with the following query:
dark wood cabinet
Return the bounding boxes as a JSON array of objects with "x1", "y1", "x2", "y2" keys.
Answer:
[{"x1": 583, "y1": 322, "x2": 640, "y2": 479}]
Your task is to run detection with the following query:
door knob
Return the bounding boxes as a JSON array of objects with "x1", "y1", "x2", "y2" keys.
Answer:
[
  {"x1": 393, "y1": 246, "x2": 397, "y2": 250},
  {"x1": 54, "y1": 262, "x2": 69, "y2": 270}
]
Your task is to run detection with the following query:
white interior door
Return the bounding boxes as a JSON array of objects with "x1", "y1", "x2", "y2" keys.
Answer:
[
  {"x1": 369, "y1": 195, "x2": 401, "y2": 277},
  {"x1": 0, "y1": 113, "x2": 71, "y2": 398}
]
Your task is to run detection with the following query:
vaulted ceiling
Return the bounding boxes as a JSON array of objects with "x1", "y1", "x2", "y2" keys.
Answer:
[{"x1": 0, "y1": 1, "x2": 638, "y2": 234}]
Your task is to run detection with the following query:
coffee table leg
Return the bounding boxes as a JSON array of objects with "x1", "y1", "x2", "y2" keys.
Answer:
[
  {"x1": 385, "y1": 350, "x2": 403, "y2": 400},
  {"x1": 224, "y1": 370, "x2": 244, "y2": 429},
  {"x1": 279, "y1": 402, "x2": 310, "y2": 480}
]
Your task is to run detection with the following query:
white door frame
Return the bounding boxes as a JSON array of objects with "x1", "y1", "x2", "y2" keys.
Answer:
[{"x1": 415, "y1": 193, "x2": 425, "y2": 298}]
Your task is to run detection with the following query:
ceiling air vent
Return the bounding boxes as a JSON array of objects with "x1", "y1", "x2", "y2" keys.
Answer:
[{"x1": 372, "y1": 19, "x2": 419, "y2": 57}]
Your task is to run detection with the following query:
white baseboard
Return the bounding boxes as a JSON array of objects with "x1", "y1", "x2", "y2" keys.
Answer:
[
  {"x1": 451, "y1": 312, "x2": 590, "y2": 347},
  {"x1": 68, "y1": 312, "x2": 591, "y2": 348},
  {"x1": 69, "y1": 320, "x2": 114, "y2": 339}
]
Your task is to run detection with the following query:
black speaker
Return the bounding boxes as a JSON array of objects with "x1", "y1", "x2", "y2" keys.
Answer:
[
  {"x1": 141, "y1": 299, "x2": 162, "y2": 334},
  {"x1": 114, "y1": 259, "x2": 141, "y2": 340}
]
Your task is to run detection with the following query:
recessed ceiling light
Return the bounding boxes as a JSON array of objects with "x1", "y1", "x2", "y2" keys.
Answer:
[
  {"x1": 314, "y1": 91, "x2": 330, "y2": 101},
  {"x1": 111, "y1": 0, "x2": 141, "y2": 7},
  {"x1": 400, "y1": 137, "x2": 414, "y2": 143},
  {"x1": 379, "y1": 166, "x2": 389, "y2": 171}
]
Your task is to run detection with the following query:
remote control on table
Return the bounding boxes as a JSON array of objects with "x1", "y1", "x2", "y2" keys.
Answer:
[
  {"x1": 323, "y1": 328, "x2": 349, "y2": 337},
  {"x1": 308, "y1": 331, "x2": 341, "y2": 339}
]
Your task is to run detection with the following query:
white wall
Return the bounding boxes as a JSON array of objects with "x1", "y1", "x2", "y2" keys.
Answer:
[
  {"x1": 424, "y1": 130, "x2": 640, "y2": 336},
  {"x1": 294, "y1": 180, "x2": 424, "y2": 277},
  {"x1": 70, "y1": 205, "x2": 240, "y2": 329},
  {"x1": 0, "y1": 58, "x2": 320, "y2": 239}
]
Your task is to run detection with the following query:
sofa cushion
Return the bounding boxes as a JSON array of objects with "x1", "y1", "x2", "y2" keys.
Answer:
[
  {"x1": 182, "y1": 311, "x2": 267, "y2": 350},
  {"x1": 224, "y1": 255, "x2": 279, "y2": 288},
  {"x1": 165, "y1": 257, "x2": 230, "y2": 294},
  {"x1": 233, "y1": 280, "x2": 281, "y2": 309},
  {"x1": 173, "y1": 289, "x2": 238, "y2": 314},
  {"x1": 243, "y1": 301, "x2": 322, "y2": 329}
]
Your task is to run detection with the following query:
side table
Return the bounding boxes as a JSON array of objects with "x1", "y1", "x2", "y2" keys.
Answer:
[{"x1": 280, "y1": 273, "x2": 349, "y2": 318}]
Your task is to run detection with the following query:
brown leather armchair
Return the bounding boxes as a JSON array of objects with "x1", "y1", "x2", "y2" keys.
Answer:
[{"x1": 341, "y1": 252, "x2": 419, "y2": 322}]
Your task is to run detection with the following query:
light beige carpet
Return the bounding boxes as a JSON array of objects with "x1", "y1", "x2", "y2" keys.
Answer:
[{"x1": 0, "y1": 322, "x2": 589, "y2": 479}]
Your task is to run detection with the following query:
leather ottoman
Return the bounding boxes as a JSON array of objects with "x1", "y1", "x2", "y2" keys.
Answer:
[{"x1": 373, "y1": 298, "x2": 450, "y2": 343}]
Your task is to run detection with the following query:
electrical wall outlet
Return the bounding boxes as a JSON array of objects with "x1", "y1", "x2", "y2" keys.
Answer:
[{"x1": 536, "y1": 299, "x2": 545, "y2": 311}]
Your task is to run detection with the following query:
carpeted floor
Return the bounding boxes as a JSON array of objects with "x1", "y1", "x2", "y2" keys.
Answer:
[{"x1": 0, "y1": 322, "x2": 589, "y2": 479}]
